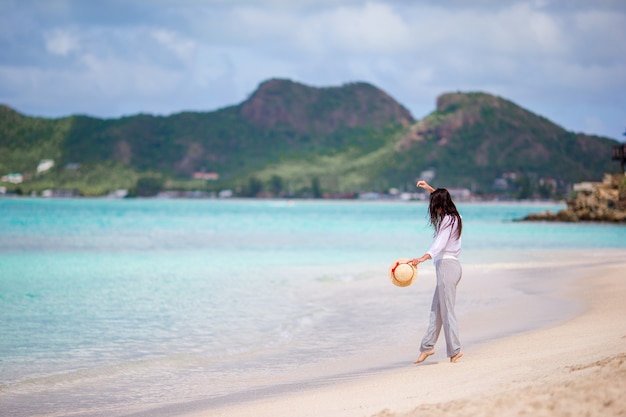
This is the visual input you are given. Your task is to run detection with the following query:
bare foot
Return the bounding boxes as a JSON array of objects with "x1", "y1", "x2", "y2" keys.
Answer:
[
  {"x1": 450, "y1": 351, "x2": 463, "y2": 363},
  {"x1": 413, "y1": 350, "x2": 435, "y2": 364}
]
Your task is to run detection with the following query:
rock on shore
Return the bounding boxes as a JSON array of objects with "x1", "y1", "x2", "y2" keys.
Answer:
[{"x1": 523, "y1": 174, "x2": 626, "y2": 223}]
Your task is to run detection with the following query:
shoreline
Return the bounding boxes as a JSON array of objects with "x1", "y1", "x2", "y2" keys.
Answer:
[
  {"x1": 164, "y1": 250, "x2": 626, "y2": 417},
  {"x1": 3, "y1": 250, "x2": 623, "y2": 417}
]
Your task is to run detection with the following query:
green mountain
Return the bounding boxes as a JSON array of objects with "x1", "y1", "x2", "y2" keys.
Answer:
[
  {"x1": 388, "y1": 92, "x2": 618, "y2": 195},
  {"x1": 0, "y1": 79, "x2": 620, "y2": 197}
]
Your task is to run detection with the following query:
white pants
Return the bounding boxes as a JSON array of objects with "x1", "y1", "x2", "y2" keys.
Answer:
[{"x1": 420, "y1": 258, "x2": 462, "y2": 357}]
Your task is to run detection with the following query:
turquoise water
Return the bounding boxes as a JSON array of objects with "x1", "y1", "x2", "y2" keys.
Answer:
[{"x1": 1, "y1": 198, "x2": 625, "y2": 416}]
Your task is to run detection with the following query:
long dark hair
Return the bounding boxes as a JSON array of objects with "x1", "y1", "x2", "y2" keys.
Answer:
[{"x1": 428, "y1": 188, "x2": 462, "y2": 239}]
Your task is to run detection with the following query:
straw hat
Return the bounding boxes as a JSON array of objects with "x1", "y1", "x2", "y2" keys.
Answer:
[{"x1": 388, "y1": 258, "x2": 417, "y2": 287}]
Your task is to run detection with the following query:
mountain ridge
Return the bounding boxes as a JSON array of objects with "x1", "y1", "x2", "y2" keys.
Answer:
[
  {"x1": 389, "y1": 91, "x2": 617, "y2": 192},
  {"x1": 0, "y1": 79, "x2": 620, "y2": 197},
  {"x1": 240, "y1": 78, "x2": 414, "y2": 133}
]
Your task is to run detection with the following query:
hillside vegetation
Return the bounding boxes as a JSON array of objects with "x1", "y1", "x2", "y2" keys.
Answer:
[
  {"x1": 391, "y1": 92, "x2": 617, "y2": 193},
  {"x1": 0, "y1": 79, "x2": 619, "y2": 198}
]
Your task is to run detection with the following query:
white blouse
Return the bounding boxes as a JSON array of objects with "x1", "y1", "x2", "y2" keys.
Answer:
[{"x1": 426, "y1": 214, "x2": 462, "y2": 261}]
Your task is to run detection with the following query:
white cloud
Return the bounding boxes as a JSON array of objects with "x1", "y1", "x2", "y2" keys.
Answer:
[
  {"x1": 312, "y1": 2, "x2": 412, "y2": 54},
  {"x1": 151, "y1": 29, "x2": 198, "y2": 65},
  {"x1": 44, "y1": 28, "x2": 80, "y2": 56},
  {"x1": 1, "y1": 0, "x2": 625, "y2": 139}
]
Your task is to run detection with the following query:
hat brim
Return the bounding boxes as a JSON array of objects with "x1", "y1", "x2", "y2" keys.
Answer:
[{"x1": 388, "y1": 257, "x2": 417, "y2": 287}]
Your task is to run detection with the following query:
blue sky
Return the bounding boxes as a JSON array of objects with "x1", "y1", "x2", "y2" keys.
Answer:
[{"x1": 1, "y1": 0, "x2": 625, "y2": 140}]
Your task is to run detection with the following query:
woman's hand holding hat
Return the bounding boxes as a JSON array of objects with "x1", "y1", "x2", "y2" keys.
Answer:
[{"x1": 410, "y1": 254, "x2": 432, "y2": 266}]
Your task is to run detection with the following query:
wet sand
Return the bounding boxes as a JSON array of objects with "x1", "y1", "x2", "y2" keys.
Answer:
[{"x1": 176, "y1": 250, "x2": 626, "y2": 417}]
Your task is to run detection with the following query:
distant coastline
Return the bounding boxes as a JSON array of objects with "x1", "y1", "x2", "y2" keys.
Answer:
[{"x1": 521, "y1": 173, "x2": 626, "y2": 223}]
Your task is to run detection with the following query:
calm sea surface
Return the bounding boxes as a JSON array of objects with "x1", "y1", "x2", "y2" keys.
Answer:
[{"x1": 1, "y1": 198, "x2": 625, "y2": 416}]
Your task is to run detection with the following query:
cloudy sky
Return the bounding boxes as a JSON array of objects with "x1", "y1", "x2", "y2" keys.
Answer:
[{"x1": 1, "y1": 0, "x2": 625, "y2": 140}]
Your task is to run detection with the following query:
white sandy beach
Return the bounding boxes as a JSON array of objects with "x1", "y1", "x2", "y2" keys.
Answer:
[{"x1": 178, "y1": 250, "x2": 626, "y2": 417}]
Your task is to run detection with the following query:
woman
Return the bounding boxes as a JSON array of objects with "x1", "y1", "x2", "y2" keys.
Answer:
[{"x1": 410, "y1": 180, "x2": 463, "y2": 363}]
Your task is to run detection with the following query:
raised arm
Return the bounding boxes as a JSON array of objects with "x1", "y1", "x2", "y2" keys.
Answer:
[{"x1": 416, "y1": 180, "x2": 435, "y2": 193}]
